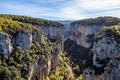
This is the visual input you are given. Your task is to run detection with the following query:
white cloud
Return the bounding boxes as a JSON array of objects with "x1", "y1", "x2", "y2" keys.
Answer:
[
  {"x1": 58, "y1": 7, "x2": 88, "y2": 19},
  {"x1": 0, "y1": 0, "x2": 120, "y2": 20},
  {"x1": 78, "y1": 0, "x2": 120, "y2": 10}
]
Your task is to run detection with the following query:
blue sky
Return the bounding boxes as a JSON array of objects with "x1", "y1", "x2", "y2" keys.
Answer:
[{"x1": 0, "y1": 0, "x2": 120, "y2": 20}]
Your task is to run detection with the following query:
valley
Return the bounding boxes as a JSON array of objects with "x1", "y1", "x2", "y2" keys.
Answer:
[{"x1": 0, "y1": 14, "x2": 120, "y2": 80}]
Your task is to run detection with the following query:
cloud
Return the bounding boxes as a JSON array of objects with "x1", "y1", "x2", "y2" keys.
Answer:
[
  {"x1": 0, "y1": 0, "x2": 120, "y2": 20},
  {"x1": 58, "y1": 7, "x2": 88, "y2": 20},
  {"x1": 79, "y1": 0, "x2": 120, "y2": 10}
]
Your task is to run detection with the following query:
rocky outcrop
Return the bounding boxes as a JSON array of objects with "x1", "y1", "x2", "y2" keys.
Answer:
[
  {"x1": 39, "y1": 25, "x2": 64, "y2": 41},
  {"x1": 29, "y1": 49, "x2": 61, "y2": 80},
  {"x1": 39, "y1": 25, "x2": 64, "y2": 51},
  {"x1": 102, "y1": 59, "x2": 120, "y2": 80},
  {"x1": 29, "y1": 60, "x2": 51, "y2": 80},
  {"x1": 83, "y1": 67, "x2": 95, "y2": 80},
  {"x1": 51, "y1": 49, "x2": 60, "y2": 70},
  {"x1": 13, "y1": 31, "x2": 32, "y2": 50},
  {"x1": 93, "y1": 37, "x2": 119, "y2": 67},
  {"x1": 0, "y1": 32, "x2": 13, "y2": 55},
  {"x1": 83, "y1": 26, "x2": 120, "y2": 80},
  {"x1": 69, "y1": 24, "x2": 102, "y2": 47},
  {"x1": 81, "y1": 56, "x2": 120, "y2": 80},
  {"x1": 0, "y1": 30, "x2": 44, "y2": 55},
  {"x1": 32, "y1": 30, "x2": 44, "y2": 44},
  {"x1": 0, "y1": 30, "x2": 62, "y2": 80},
  {"x1": 69, "y1": 17, "x2": 120, "y2": 47}
]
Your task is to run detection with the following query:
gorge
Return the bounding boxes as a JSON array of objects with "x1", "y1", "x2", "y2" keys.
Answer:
[{"x1": 0, "y1": 14, "x2": 120, "y2": 80}]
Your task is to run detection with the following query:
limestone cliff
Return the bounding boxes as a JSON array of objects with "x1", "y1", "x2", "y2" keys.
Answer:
[
  {"x1": 93, "y1": 36, "x2": 119, "y2": 67},
  {"x1": 102, "y1": 59, "x2": 120, "y2": 80},
  {"x1": 83, "y1": 25, "x2": 120, "y2": 80},
  {"x1": 69, "y1": 17, "x2": 120, "y2": 47},
  {"x1": 39, "y1": 25, "x2": 64, "y2": 41},
  {"x1": 29, "y1": 49, "x2": 61, "y2": 80},
  {"x1": 69, "y1": 24, "x2": 101, "y2": 47},
  {"x1": 0, "y1": 32, "x2": 13, "y2": 55},
  {"x1": 12, "y1": 31, "x2": 32, "y2": 50},
  {"x1": 0, "y1": 14, "x2": 64, "y2": 43},
  {"x1": 0, "y1": 16, "x2": 64, "y2": 80}
]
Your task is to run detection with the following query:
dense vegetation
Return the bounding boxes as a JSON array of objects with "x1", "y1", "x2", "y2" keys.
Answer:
[
  {"x1": 0, "y1": 18, "x2": 43, "y2": 35},
  {"x1": 46, "y1": 52, "x2": 75, "y2": 80},
  {"x1": 0, "y1": 14, "x2": 63, "y2": 27},
  {"x1": 102, "y1": 25, "x2": 120, "y2": 42},
  {"x1": 94, "y1": 25, "x2": 120, "y2": 43},
  {"x1": 71, "y1": 16, "x2": 120, "y2": 26},
  {"x1": 0, "y1": 40, "x2": 59, "y2": 80},
  {"x1": 0, "y1": 17, "x2": 60, "y2": 80}
]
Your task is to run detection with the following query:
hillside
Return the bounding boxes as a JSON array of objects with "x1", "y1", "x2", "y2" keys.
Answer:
[{"x1": 0, "y1": 14, "x2": 63, "y2": 27}]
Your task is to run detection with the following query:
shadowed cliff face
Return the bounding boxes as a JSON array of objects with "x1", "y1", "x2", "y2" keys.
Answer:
[
  {"x1": 82, "y1": 26, "x2": 120, "y2": 80},
  {"x1": 102, "y1": 59, "x2": 120, "y2": 80},
  {"x1": 64, "y1": 38, "x2": 90, "y2": 76}
]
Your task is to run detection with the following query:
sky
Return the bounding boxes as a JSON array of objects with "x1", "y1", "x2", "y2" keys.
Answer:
[{"x1": 0, "y1": 0, "x2": 120, "y2": 20}]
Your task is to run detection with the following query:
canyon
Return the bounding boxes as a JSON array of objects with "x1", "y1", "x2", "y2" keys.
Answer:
[{"x1": 0, "y1": 15, "x2": 120, "y2": 80}]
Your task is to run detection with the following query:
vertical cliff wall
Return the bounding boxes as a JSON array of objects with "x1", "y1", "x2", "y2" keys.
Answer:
[
  {"x1": 0, "y1": 32, "x2": 13, "y2": 55},
  {"x1": 83, "y1": 25, "x2": 120, "y2": 80},
  {"x1": 39, "y1": 25, "x2": 64, "y2": 41},
  {"x1": 69, "y1": 17, "x2": 120, "y2": 48},
  {"x1": 102, "y1": 59, "x2": 120, "y2": 80},
  {"x1": 69, "y1": 24, "x2": 102, "y2": 47}
]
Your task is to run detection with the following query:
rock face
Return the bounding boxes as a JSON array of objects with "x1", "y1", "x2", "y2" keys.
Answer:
[
  {"x1": 0, "y1": 32, "x2": 13, "y2": 55},
  {"x1": 39, "y1": 25, "x2": 64, "y2": 51},
  {"x1": 51, "y1": 49, "x2": 60, "y2": 70},
  {"x1": 69, "y1": 17, "x2": 120, "y2": 47},
  {"x1": 83, "y1": 26, "x2": 120, "y2": 80},
  {"x1": 102, "y1": 59, "x2": 120, "y2": 80},
  {"x1": 0, "y1": 30, "x2": 61, "y2": 80},
  {"x1": 93, "y1": 37, "x2": 119, "y2": 67},
  {"x1": 69, "y1": 24, "x2": 102, "y2": 47},
  {"x1": 83, "y1": 67, "x2": 95, "y2": 80},
  {"x1": 29, "y1": 60, "x2": 51, "y2": 80},
  {"x1": 32, "y1": 30, "x2": 44, "y2": 44},
  {"x1": 82, "y1": 61, "x2": 120, "y2": 80},
  {"x1": 0, "y1": 30, "x2": 44, "y2": 55},
  {"x1": 39, "y1": 25, "x2": 64, "y2": 41},
  {"x1": 13, "y1": 31, "x2": 32, "y2": 50},
  {"x1": 29, "y1": 49, "x2": 60, "y2": 80},
  {"x1": 2, "y1": 26, "x2": 63, "y2": 80}
]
